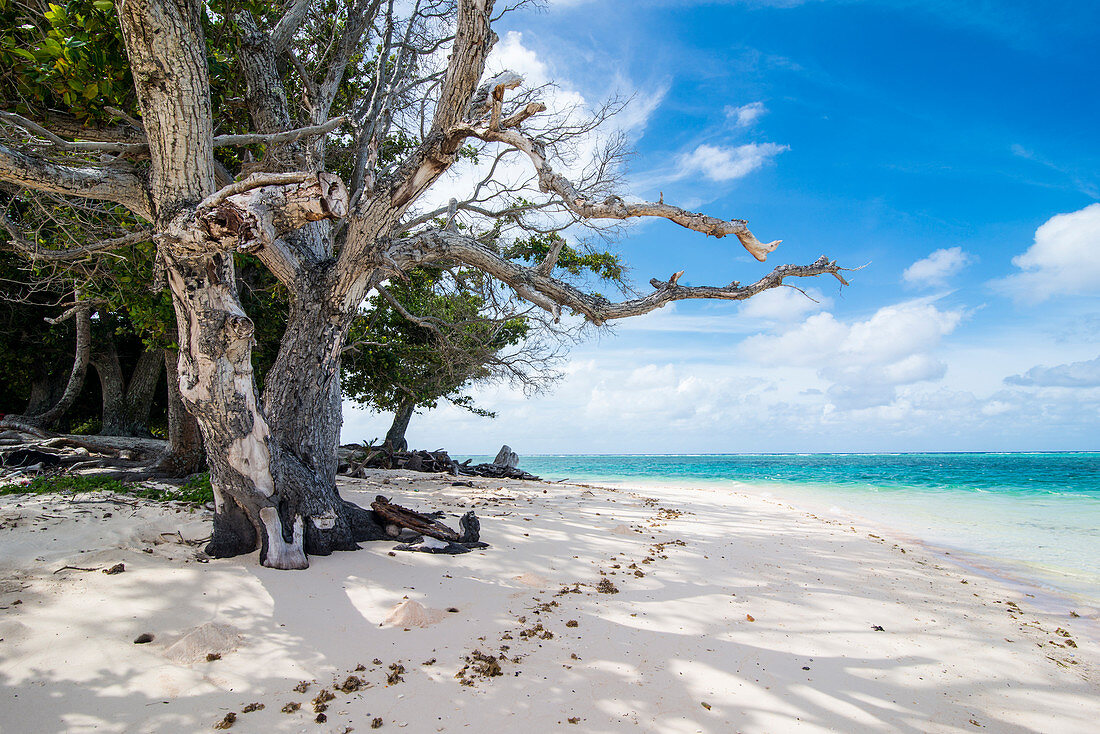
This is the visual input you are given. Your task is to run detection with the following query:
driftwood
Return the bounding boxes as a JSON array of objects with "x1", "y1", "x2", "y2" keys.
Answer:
[
  {"x1": 371, "y1": 495, "x2": 487, "y2": 554},
  {"x1": 371, "y1": 495, "x2": 461, "y2": 542},
  {"x1": 0, "y1": 431, "x2": 166, "y2": 480},
  {"x1": 338, "y1": 443, "x2": 540, "y2": 481}
]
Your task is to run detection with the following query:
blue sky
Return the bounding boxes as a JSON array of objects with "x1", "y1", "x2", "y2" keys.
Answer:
[{"x1": 342, "y1": 0, "x2": 1100, "y2": 453}]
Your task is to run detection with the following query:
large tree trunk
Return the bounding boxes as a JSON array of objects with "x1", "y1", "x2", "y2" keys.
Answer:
[
  {"x1": 156, "y1": 349, "x2": 206, "y2": 476},
  {"x1": 385, "y1": 401, "x2": 415, "y2": 452},
  {"x1": 118, "y1": 0, "x2": 331, "y2": 568},
  {"x1": 260, "y1": 280, "x2": 388, "y2": 559},
  {"x1": 25, "y1": 367, "x2": 66, "y2": 416},
  {"x1": 124, "y1": 348, "x2": 164, "y2": 434},
  {"x1": 226, "y1": 7, "x2": 386, "y2": 560},
  {"x1": 94, "y1": 341, "x2": 162, "y2": 436},
  {"x1": 93, "y1": 337, "x2": 127, "y2": 435}
]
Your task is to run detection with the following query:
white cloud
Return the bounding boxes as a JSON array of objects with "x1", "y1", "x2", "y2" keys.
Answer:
[
  {"x1": 675, "y1": 142, "x2": 788, "y2": 182},
  {"x1": 1005, "y1": 355, "x2": 1100, "y2": 387},
  {"x1": 902, "y1": 246, "x2": 972, "y2": 287},
  {"x1": 741, "y1": 299, "x2": 964, "y2": 409},
  {"x1": 615, "y1": 289, "x2": 830, "y2": 334},
  {"x1": 421, "y1": 32, "x2": 663, "y2": 231},
  {"x1": 738, "y1": 286, "x2": 831, "y2": 322},
  {"x1": 725, "y1": 101, "x2": 767, "y2": 127},
  {"x1": 994, "y1": 203, "x2": 1100, "y2": 302},
  {"x1": 491, "y1": 31, "x2": 551, "y2": 86},
  {"x1": 340, "y1": 326, "x2": 1100, "y2": 453}
]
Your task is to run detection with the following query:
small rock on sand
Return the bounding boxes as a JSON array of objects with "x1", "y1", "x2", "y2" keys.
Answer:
[
  {"x1": 382, "y1": 599, "x2": 446, "y2": 628},
  {"x1": 610, "y1": 525, "x2": 635, "y2": 536}
]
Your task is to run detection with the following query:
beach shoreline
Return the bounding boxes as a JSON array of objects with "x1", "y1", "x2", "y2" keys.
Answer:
[
  {"x1": 563, "y1": 475, "x2": 1100, "y2": 633},
  {"x1": 1, "y1": 470, "x2": 1098, "y2": 732}
]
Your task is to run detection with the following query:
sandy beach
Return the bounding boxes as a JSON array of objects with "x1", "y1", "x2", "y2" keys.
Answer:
[{"x1": 1, "y1": 470, "x2": 1097, "y2": 733}]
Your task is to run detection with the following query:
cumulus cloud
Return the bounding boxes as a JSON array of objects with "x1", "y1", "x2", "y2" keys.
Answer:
[
  {"x1": 675, "y1": 142, "x2": 788, "y2": 182},
  {"x1": 423, "y1": 32, "x2": 664, "y2": 229},
  {"x1": 738, "y1": 286, "x2": 831, "y2": 322},
  {"x1": 994, "y1": 203, "x2": 1100, "y2": 302},
  {"x1": 725, "y1": 101, "x2": 767, "y2": 127},
  {"x1": 1005, "y1": 355, "x2": 1100, "y2": 387},
  {"x1": 741, "y1": 299, "x2": 964, "y2": 409},
  {"x1": 902, "y1": 247, "x2": 972, "y2": 287}
]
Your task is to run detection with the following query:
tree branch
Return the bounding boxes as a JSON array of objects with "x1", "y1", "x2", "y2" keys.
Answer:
[
  {"x1": 0, "y1": 213, "x2": 153, "y2": 261},
  {"x1": 379, "y1": 0, "x2": 496, "y2": 213},
  {"x1": 2, "y1": 110, "x2": 345, "y2": 158},
  {"x1": 405, "y1": 229, "x2": 846, "y2": 326},
  {"x1": 0, "y1": 142, "x2": 152, "y2": 220},
  {"x1": 451, "y1": 116, "x2": 781, "y2": 261},
  {"x1": 0, "y1": 111, "x2": 147, "y2": 155},
  {"x1": 375, "y1": 283, "x2": 447, "y2": 339},
  {"x1": 270, "y1": 0, "x2": 313, "y2": 51},
  {"x1": 213, "y1": 117, "x2": 347, "y2": 149},
  {"x1": 161, "y1": 172, "x2": 349, "y2": 286}
]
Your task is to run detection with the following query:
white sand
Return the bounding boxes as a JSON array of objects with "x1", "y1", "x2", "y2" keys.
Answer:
[{"x1": 0, "y1": 472, "x2": 1097, "y2": 733}]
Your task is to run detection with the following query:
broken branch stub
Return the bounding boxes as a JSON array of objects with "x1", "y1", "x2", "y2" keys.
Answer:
[{"x1": 166, "y1": 173, "x2": 349, "y2": 255}]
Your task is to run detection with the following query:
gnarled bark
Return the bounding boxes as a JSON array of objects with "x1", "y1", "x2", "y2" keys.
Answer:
[
  {"x1": 384, "y1": 401, "x2": 415, "y2": 452},
  {"x1": 94, "y1": 343, "x2": 163, "y2": 437}
]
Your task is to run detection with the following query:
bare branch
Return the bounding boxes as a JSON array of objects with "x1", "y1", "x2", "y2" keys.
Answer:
[
  {"x1": 501, "y1": 101, "x2": 546, "y2": 129},
  {"x1": 406, "y1": 229, "x2": 845, "y2": 326},
  {"x1": 0, "y1": 111, "x2": 147, "y2": 155},
  {"x1": 535, "y1": 234, "x2": 565, "y2": 276},
  {"x1": 270, "y1": 0, "x2": 313, "y2": 51},
  {"x1": 380, "y1": 0, "x2": 496, "y2": 211},
  {"x1": 317, "y1": 0, "x2": 384, "y2": 116},
  {"x1": 0, "y1": 142, "x2": 152, "y2": 220},
  {"x1": 104, "y1": 106, "x2": 145, "y2": 133},
  {"x1": 213, "y1": 117, "x2": 347, "y2": 148},
  {"x1": 450, "y1": 117, "x2": 781, "y2": 262},
  {"x1": 43, "y1": 298, "x2": 105, "y2": 325},
  {"x1": 0, "y1": 214, "x2": 153, "y2": 262},
  {"x1": 197, "y1": 172, "x2": 326, "y2": 211},
  {"x1": 376, "y1": 283, "x2": 446, "y2": 339},
  {"x1": 2, "y1": 110, "x2": 343, "y2": 159}
]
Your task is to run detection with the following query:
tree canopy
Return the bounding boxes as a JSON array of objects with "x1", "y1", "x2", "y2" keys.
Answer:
[{"x1": 0, "y1": 0, "x2": 847, "y2": 568}]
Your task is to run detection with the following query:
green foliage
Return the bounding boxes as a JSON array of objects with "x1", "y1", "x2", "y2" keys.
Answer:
[
  {"x1": 132, "y1": 472, "x2": 213, "y2": 504},
  {"x1": 343, "y1": 265, "x2": 530, "y2": 416},
  {"x1": 2, "y1": 471, "x2": 213, "y2": 505},
  {"x1": 503, "y1": 231, "x2": 625, "y2": 282},
  {"x1": 0, "y1": 0, "x2": 133, "y2": 121},
  {"x1": 2, "y1": 473, "x2": 127, "y2": 496}
]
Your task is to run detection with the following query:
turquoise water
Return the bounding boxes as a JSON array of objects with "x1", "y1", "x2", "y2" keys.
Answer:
[{"x1": 462, "y1": 453, "x2": 1100, "y2": 605}]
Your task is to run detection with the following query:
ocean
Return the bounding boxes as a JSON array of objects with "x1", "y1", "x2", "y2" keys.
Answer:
[{"x1": 459, "y1": 452, "x2": 1100, "y2": 607}]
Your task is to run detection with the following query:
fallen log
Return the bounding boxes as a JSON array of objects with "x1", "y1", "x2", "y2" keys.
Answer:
[
  {"x1": 371, "y1": 495, "x2": 461, "y2": 542},
  {"x1": 370, "y1": 496, "x2": 487, "y2": 554}
]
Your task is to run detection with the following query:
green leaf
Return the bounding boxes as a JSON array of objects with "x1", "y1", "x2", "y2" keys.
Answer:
[
  {"x1": 93, "y1": 0, "x2": 114, "y2": 10},
  {"x1": 9, "y1": 48, "x2": 37, "y2": 61},
  {"x1": 82, "y1": 82, "x2": 98, "y2": 99}
]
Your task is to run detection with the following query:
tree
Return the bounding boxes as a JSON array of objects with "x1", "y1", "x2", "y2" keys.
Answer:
[
  {"x1": 0, "y1": 0, "x2": 847, "y2": 569},
  {"x1": 344, "y1": 231, "x2": 619, "y2": 450},
  {"x1": 343, "y1": 265, "x2": 529, "y2": 450}
]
